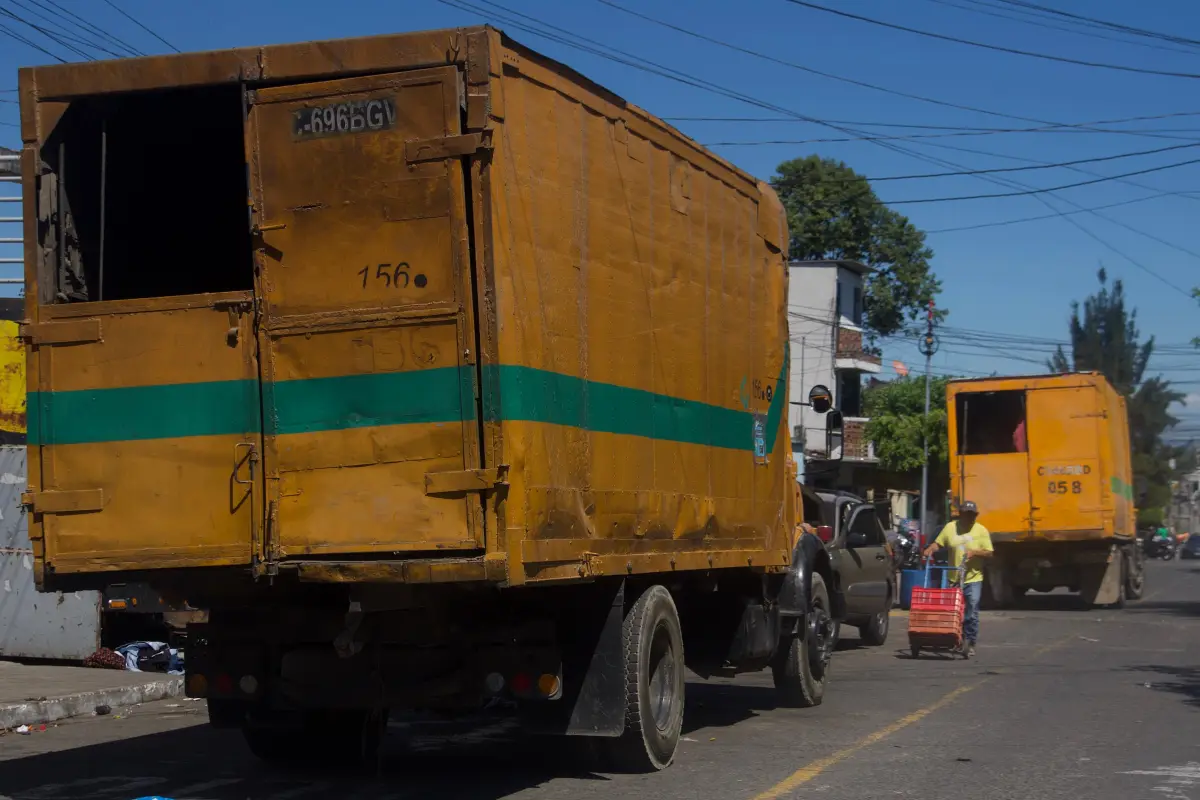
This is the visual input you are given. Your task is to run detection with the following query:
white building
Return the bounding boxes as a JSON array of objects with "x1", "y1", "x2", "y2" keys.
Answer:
[{"x1": 787, "y1": 260, "x2": 882, "y2": 482}]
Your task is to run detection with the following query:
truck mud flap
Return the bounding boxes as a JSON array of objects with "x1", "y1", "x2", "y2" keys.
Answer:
[
  {"x1": 520, "y1": 581, "x2": 626, "y2": 737},
  {"x1": 778, "y1": 534, "x2": 843, "y2": 622}
]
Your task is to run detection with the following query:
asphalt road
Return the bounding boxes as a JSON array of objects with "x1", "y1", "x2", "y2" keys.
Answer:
[{"x1": 2, "y1": 559, "x2": 1198, "y2": 800}]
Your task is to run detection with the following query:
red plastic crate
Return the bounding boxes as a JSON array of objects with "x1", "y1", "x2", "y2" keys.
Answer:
[
  {"x1": 909, "y1": 608, "x2": 963, "y2": 637},
  {"x1": 911, "y1": 587, "x2": 964, "y2": 610}
]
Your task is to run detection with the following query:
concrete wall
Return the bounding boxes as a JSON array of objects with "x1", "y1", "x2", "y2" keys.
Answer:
[
  {"x1": 0, "y1": 299, "x2": 102, "y2": 660},
  {"x1": 788, "y1": 264, "x2": 836, "y2": 459}
]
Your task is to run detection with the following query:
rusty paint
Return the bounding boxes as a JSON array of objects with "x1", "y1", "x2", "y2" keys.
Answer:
[{"x1": 22, "y1": 28, "x2": 795, "y2": 586}]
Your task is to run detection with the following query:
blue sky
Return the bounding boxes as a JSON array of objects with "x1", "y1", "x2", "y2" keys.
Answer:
[{"x1": 2, "y1": 0, "x2": 1199, "y2": 432}]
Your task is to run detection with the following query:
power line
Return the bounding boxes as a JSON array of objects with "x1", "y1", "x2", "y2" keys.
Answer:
[
  {"x1": 590, "y1": 0, "x2": 1101, "y2": 130},
  {"x1": 927, "y1": 193, "x2": 1171, "y2": 233},
  {"x1": 994, "y1": 0, "x2": 1200, "y2": 50},
  {"x1": 0, "y1": 5, "x2": 98, "y2": 60},
  {"x1": 100, "y1": 0, "x2": 177, "y2": 52},
  {"x1": 883, "y1": 156, "x2": 1200, "y2": 204},
  {"x1": 925, "y1": 0, "x2": 1200, "y2": 56},
  {"x1": 8, "y1": 0, "x2": 123, "y2": 57},
  {"x1": 861, "y1": 142, "x2": 1200, "y2": 182},
  {"x1": 783, "y1": 0, "x2": 1200, "y2": 80},
  {"x1": 37, "y1": 0, "x2": 143, "y2": 57},
  {"x1": 0, "y1": 18, "x2": 67, "y2": 62},
  {"x1": 668, "y1": 110, "x2": 1200, "y2": 134},
  {"x1": 449, "y1": 0, "x2": 1197, "y2": 296}
]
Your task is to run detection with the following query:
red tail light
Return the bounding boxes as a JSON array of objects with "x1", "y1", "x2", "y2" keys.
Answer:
[{"x1": 816, "y1": 525, "x2": 834, "y2": 543}]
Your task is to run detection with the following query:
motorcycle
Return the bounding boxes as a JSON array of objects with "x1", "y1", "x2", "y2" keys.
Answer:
[
  {"x1": 891, "y1": 529, "x2": 924, "y2": 571},
  {"x1": 1144, "y1": 536, "x2": 1178, "y2": 561}
]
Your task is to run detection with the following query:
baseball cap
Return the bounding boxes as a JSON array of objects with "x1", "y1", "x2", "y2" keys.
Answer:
[{"x1": 960, "y1": 500, "x2": 979, "y2": 514}]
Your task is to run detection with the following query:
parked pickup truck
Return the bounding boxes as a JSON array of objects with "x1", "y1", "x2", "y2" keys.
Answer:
[{"x1": 799, "y1": 487, "x2": 893, "y2": 646}]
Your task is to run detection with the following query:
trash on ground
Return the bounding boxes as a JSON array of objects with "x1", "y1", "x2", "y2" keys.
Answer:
[
  {"x1": 82, "y1": 647, "x2": 126, "y2": 670},
  {"x1": 94, "y1": 704, "x2": 111, "y2": 716},
  {"x1": 1078, "y1": 636, "x2": 1099, "y2": 642},
  {"x1": 15, "y1": 725, "x2": 30, "y2": 734},
  {"x1": 114, "y1": 641, "x2": 184, "y2": 674}
]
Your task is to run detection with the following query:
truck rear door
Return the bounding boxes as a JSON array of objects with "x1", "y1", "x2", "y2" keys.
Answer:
[
  {"x1": 246, "y1": 68, "x2": 486, "y2": 563},
  {"x1": 1026, "y1": 384, "x2": 1104, "y2": 534},
  {"x1": 954, "y1": 389, "x2": 1032, "y2": 536},
  {"x1": 29, "y1": 294, "x2": 262, "y2": 574}
]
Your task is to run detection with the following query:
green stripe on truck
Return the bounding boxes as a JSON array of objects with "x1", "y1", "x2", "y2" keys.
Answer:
[{"x1": 28, "y1": 351, "x2": 787, "y2": 454}]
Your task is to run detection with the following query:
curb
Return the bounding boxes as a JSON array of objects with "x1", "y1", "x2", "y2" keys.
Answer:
[{"x1": 0, "y1": 676, "x2": 184, "y2": 730}]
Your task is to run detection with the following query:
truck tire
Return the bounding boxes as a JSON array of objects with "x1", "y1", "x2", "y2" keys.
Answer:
[
  {"x1": 1124, "y1": 546, "x2": 1145, "y2": 600},
  {"x1": 605, "y1": 585, "x2": 685, "y2": 772},
  {"x1": 772, "y1": 572, "x2": 832, "y2": 708},
  {"x1": 858, "y1": 608, "x2": 890, "y2": 647}
]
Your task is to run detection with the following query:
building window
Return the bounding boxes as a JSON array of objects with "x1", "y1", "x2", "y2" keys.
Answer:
[
  {"x1": 839, "y1": 372, "x2": 863, "y2": 417},
  {"x1": 853, "y1": 286, "x2": 863, "y2": 326},
  {"x1": 956, "y1": 390, "x2": 1027, "y2": 454}
]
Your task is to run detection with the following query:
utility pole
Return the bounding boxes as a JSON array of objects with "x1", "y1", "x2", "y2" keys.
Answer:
[{"x1": 917, "y1": 300, "x2": 938, "y2": 544}]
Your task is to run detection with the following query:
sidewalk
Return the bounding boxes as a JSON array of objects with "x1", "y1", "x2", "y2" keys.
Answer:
[{"x1": 0, "y1": 659, "x2": 183, "y2": 730}]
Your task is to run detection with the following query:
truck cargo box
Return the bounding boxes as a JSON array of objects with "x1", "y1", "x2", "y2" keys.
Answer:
[
  {"x1": 16, "y1": 27, "x2": 793, "y2": 590},
  {"x1": 947, "y1": 372, "x2": 1135, "y2": 542}
]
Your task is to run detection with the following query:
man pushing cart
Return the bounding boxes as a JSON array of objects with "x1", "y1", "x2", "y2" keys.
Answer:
[{"x1": 921, "y1": 500, "x2": 994, "y2": 659}]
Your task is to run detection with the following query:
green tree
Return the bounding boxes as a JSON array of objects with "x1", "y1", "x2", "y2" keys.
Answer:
[
  {"x1": 771, "y1": 155, "x2": 942, "y2": 344},
  {"x1": 1049, "y1": 268, "x2": 1184, "y2": 526},
  {"x1": 863, "y1": 376, "x2": 951, "y2": 473}
]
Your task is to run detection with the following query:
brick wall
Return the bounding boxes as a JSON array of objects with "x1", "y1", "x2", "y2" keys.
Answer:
[
  {"x1": 836, "y1": 326, "x2": 881, "y2": 366},
  {"x1": 842, "y1": 418, "x2": 872, "y2": 461}
]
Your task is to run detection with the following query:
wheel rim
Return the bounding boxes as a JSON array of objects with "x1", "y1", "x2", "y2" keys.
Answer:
[
  {"x1": 876, "y1": 611, "x2": 889, "y2": 635},
  {"x1": 806, "y1": 602, "x2": 834, "y2": 677},
  {"x1": 648, "y1": 621, "x2": 678, "y2": 733}
]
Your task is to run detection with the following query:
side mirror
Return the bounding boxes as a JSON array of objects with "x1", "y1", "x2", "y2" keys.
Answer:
[
  {"x1": 815, "y1": 525, "x2": 834, "y2": 544},
  {"x1": 808, "y1": 385, "x2": 832, "y2": 414},
  {"x1": 846, "y1": 531, "x2": 869, "y2": 549}
]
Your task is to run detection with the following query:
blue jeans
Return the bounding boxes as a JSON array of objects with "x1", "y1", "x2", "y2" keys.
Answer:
[{"x1": 962, "y1": 581, "x2": 982, "y2": 644}]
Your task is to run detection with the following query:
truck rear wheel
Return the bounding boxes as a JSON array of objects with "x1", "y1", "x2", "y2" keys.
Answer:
[
  {"x1": 772, "y1": 572, "x2": 832, "y2": 708},
  {"x1": 605, "y1": 585, "x2": 685, "y2": 772},
  {"x1": 1124, "y1": 546, "x2": 1145, "y2": 600}
]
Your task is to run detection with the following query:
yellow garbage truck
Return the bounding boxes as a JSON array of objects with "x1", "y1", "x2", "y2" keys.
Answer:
[
  {"x1": 15, "y1": 26, "x2": 843, "y2": 770},
  {"x1": 946, "y1": 373, "x2": 1143, "y2": 609}
]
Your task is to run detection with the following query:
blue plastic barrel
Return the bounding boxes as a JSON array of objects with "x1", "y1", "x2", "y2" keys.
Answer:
[{"x1": 899, "y1": 569, "x2": 925, "y2": 610}]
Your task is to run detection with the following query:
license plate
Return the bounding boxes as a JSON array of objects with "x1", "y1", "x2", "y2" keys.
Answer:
[{"x1": 293, "y1": 96, "x2": 397, "y2": 140}]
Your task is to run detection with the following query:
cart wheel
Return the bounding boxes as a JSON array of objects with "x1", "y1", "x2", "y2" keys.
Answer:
[{"x1": 910, "y1": 644, "x2": 920, "y2": 659}]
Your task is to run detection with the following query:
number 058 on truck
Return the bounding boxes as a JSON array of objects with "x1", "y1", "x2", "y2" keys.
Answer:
[{"x1": 15, "y1": 26, "x2": 842, "y2": 770}]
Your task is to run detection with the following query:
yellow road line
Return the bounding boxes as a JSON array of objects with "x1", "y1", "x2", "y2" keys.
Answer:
[
  {"x1": 749, "y1": 682, "x2": 984, "y2": 800},
  {"x1": 750, "y1": 634, "x2": 1073, "y2": 800}
]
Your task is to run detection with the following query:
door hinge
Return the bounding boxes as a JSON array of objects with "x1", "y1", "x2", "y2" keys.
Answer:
[
  {"x1": 20, "y1": 318, "x2": 102, "y2": 346},
  {"x1": 22, "y1": 488, "x2": 104, "y2": 514},
  {"x1": 405, "y1": 132, "x2": 491, "y2": 164},
  {"x1": 425, "y1": 465, "x2": 508, "y2": 496}
]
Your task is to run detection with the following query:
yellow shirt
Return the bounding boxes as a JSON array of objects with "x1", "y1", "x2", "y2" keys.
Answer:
[{"x1": 934, "y1": 521, "x2": 993, "y2": 584}]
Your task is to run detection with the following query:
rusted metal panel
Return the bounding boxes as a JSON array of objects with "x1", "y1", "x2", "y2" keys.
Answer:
[
  {"x1": 24, "y1": 488, "x2": 103, "y2": 514},
  {"x1": 0, "y1": 446, "x2": 102, "y2": 659},
  {"x1": 486, "y1": 37, "x2": 792, "y2": 586},
  {"x1": 19, "y1": 27, "x2": 792, "y2": 587},
  {"x1": 31, "y1": 298, "x2": 261, "y2": 576},
  {"x1": 246, "y1": 66, "x2": 484, "y2": 562},
  {"x1": 21, "y1": 318, "x2": 101, "y2": 346}
]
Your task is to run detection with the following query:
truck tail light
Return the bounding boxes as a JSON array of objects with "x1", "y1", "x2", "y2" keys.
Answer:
[
  {"x1": 816, "y1": 525, "x2": 834, "y2": 543},
  {"x1": 510, "y1": 672, "x2": 532, "y2": 695},
  {"x1": 187, "y1": 674, "x2": 208, "y2": 697}
]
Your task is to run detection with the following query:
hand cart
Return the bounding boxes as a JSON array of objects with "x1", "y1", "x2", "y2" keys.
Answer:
[{"x1": 908, "y1": 563, "x2": 968, "y2": 659}]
